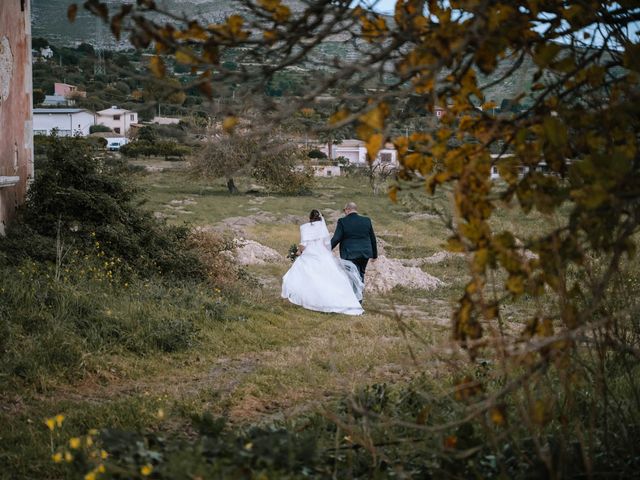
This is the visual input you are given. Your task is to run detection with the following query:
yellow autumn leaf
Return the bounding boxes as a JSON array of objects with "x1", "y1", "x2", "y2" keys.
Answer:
[
  {"x1": 531, "y1": 399, "x2": 548, "y2": 425},
  {"x1": 264, "y1": 29, "x2": 279, "y2": 43},
  {"x1": 67, "y1": 4, "x2": 78, "y2": 22},
  {"x1": 226, "y1": 14, "x2": 246, "y2": 37},
  {"x1": 273, "y1": 5, "x2": 291, "y2": 22},
  {"x1": 388, "y1": 185, "x2": 398, "y2": 203},
  {"x1": 329, "y1": 109, "x2": 350, "y2": 125},
  {"x1": 222, "y1": 116, "x2": 239, "y2": 133},
  {"x1": 365, "y1": 133, "x2": 384, "y2": 162},
  {"x1": 359, "y1": 102, "x2": 389, "y2": 131},
  {"x1": 149, "y1": 56, "x2": 166, "y2": 78},
  {"x1": 506, "y1": 275, "x2": 525, "y2": 295},
  {"x1": 490, "y1": 407, "x2": 506, "y2": 426},
  {"x1": 175, "y1": 50, "x2": 196, "y2": 65}
]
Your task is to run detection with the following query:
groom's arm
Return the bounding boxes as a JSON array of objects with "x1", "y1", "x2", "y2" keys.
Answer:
[
  {"x1": 331, "y1": 219, "x2": 343, "y2": 249},
  {"x1": 369, "y1": 220, "x2": 378, "y2": 259}
]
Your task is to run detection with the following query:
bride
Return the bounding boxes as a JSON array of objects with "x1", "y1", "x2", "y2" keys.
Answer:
[{"x1": 281, "y1": 210, "x2": 364, "y2": 315}]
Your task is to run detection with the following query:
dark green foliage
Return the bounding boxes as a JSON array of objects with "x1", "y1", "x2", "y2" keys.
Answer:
[
  {"x1": 307, "y1": 149, "x2": 327, "y2": 159},
  {"x1": 33, "y1": 88, "x2": 45, "y2": 106},
  {"x1": 89, "y1": 124, "x2": 112, "y2": 133},
  {"x1": 31, "y1": 37, "x2": 49, "y2": 50},
  {"x1": 120, "y1": 140, "x2": 191, "y2": 160},
  {"x1": 68, "y1": 414, "x2": 320, "y2": 479},
  {"x1": 136, "y1": 125, "x2": 157, "y2": 143},
  {"x1": 2, "y1": 136, "x2": 202, "y2": 279}
]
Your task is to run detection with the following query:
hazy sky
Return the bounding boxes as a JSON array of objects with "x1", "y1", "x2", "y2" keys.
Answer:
[{"x1": 359, "y1": 0, "x2": 397, "y2": 14}]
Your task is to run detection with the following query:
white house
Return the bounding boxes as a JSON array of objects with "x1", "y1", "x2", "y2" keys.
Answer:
[
  {"x1": 97, "y1": 106, "x2": 138, "y2": 135},
  {"x1": 42, "y1": 94, "x2": 71, "y2": 106},
  {"x1": 40, "y1": 46, "x2": 53, "y2": 59},
  {"x1": 33, "y1": 108, "x2": 96, "y2": 137},
  {"x1": 319, "y1": 139, "x2": 399, "y2": 166}
]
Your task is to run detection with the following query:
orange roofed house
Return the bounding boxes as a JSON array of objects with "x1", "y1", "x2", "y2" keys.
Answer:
[{"x1": 0, "y1": 0, "x2": 34, "y2": 235}]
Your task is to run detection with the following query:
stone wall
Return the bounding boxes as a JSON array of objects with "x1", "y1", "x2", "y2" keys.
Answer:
[{"x1": 0, "y1": 0, "x2": 33, "y2": 235}]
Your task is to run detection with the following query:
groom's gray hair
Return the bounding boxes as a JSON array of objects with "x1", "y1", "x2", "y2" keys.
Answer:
[{"x1": 344, "y1": 202, "x2": 358, "y2": 212}]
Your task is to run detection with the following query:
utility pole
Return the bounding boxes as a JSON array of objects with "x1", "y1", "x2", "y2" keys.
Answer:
[{"x1": 94, "y1": 17, "x2": 106, "y2": 76}]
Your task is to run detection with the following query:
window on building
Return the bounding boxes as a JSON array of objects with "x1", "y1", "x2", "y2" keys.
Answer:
[
  {"x1": 113, "y1": 115, "x2": 120, "y2": 120},
  {"x1": 114, "y1": 128, "x2": 121, "y2": 134},
  {"x1": 380, "y1": 153, "x2": 392, "y2": 163},
  {"x1": 130, "y1": 114, "x2": 135, "y2": 121},
  {"x1": 326, "y1": 170, "x2": 332, "y2": 176}
]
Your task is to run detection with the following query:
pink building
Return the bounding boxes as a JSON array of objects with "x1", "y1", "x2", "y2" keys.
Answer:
[
  {"x1": 54, "y1": 82, "x2": 86, "y2": 98},
  {"x1": 0, "y1": 0, "x2": 34, "y2": 235}
]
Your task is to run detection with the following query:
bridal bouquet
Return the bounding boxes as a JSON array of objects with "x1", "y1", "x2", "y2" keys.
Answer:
[{"x1": 286, "y1": 243, "x2": 298, "y2": 262}]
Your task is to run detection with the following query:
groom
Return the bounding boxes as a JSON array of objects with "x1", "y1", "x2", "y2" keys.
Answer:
[{"x1": 331, "y1": 202, "x2": 378, "y2": 284}]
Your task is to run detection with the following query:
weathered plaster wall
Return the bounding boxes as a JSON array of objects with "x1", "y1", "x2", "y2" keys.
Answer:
[{"x1": 0, "y1": 0, "x2": 34, "y2": 235}]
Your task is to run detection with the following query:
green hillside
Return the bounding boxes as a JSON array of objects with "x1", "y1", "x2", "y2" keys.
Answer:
[{"x1": 31, "y1": 0, "x2": 538, "y2": 106}]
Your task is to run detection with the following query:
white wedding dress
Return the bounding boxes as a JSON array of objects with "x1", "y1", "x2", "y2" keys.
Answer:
[{"x1": 281, "y1": 219, "x2": 364, "y2": 315}]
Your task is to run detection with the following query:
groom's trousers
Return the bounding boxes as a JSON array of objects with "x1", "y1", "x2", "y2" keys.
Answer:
[{"x1": 351, "y1": 257, "x2": 369, "y2": 282}]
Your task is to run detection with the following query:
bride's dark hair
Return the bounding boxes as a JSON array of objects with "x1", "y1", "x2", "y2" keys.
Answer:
[{"x1": 309, "y1": 209, "x2": 322, "y2": 223}]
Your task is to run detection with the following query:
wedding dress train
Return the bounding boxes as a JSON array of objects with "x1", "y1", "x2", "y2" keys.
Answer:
[{"x1": 281, "y1": 219, "x2": 364, "y2": 315}]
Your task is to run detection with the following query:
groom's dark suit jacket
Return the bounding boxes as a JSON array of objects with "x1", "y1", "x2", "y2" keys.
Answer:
[{"x1": 331, "y1": 212, "x2": 378, "y2": 261}]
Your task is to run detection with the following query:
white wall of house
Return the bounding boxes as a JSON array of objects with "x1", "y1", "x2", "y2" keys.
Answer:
[
  {"x1": 312, "y1": 165, "x2": 341, "y2": 177},
  {"x1": 33, "y1": 109, "x2": 95, "y2": 136},
  {"x1": 319, "y1": 140, "x2": 398, "y2": 166},
  {"x1": 97, "y1": 106, "x2": 138, "y2": 135}
]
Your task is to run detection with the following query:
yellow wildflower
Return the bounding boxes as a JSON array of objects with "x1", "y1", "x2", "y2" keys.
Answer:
[
  {"x1": 88, "y1": 428, "x2": 99, "y2": 436},
  {"x1": 156, "y1": 408, "x2": 165, "y2": 419},
  {"x1": 69, "y1": 437, "x2": 81, "y2": 449},
  {"x1": 45, "y1": 418, "x2": 56, "y2": 431},
  {"x1": 51, "y1": 452, "x2": 63, "y2": 463},
  {"x1": 100, "y1": 450, "x2": 109, "y2": 459},
  {"x1": 55, "y1": 414, "x2": 65, "y2": 427},
  {"x1": 84, "y1": 472, "x2": 96, "y2": 480},
  {"x1": 97, "y1": 464, "x2": 106, "y2": 473},
  {"x1": 64, "y1": 451, "x2": 73, "y2": 462},
  {"x1": 141, "y1": 464, "x2": 153, "y2": 476},
  {"x1": 85, "y1": 436, "x2": 93, "y2": 447}
]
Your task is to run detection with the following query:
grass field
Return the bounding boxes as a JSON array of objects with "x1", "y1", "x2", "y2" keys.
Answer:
[{"x1": 1, "y1": 162, "x2": 558, "y2": 478}]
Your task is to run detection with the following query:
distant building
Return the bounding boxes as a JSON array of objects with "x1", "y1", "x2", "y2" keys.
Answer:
[
  {"x1": 311, "y1": 165, "x2": 341, "y2": 177},
  {"x1": 42, "y1": 94, "x2": 72, "y2": 106},
  {"x1": 319, "y1": 139, "x2": 398, "y2": 166},
  {"x1": 40, "y1": 46, "x2": 53, "y2": 58},
  {"x1": 54, "y1": 82, "x2": 86, "y2": 99},
  {"x1": 0, "y1": 0, "x2": 34, "y2": 235},
  {"x1": 97, "y1": 106, "x2": 138, "y2": 135},
  {"x1": 152, "y1": 116, "x2": 181, "y2": 125},
  {"x1": 33, "y1": 108, "x2": 96, "y2": 137}
]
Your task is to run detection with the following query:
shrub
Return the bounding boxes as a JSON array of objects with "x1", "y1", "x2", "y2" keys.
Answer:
[
  {"x1": 89, "y1": 124, "x2": 112, "y2": 134},
  {"x1": 1, "y1": 136, "x2": 203, "y2": 280},
  {"x1": 307, "y1": 149, "x2": 327, "y2": 159},
  {"x1": 120, "y1": 140, "x2": 190, "y2": 160},
  {"x1": 186, "y1": 230, "x2": 242, "y2": 290}
]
